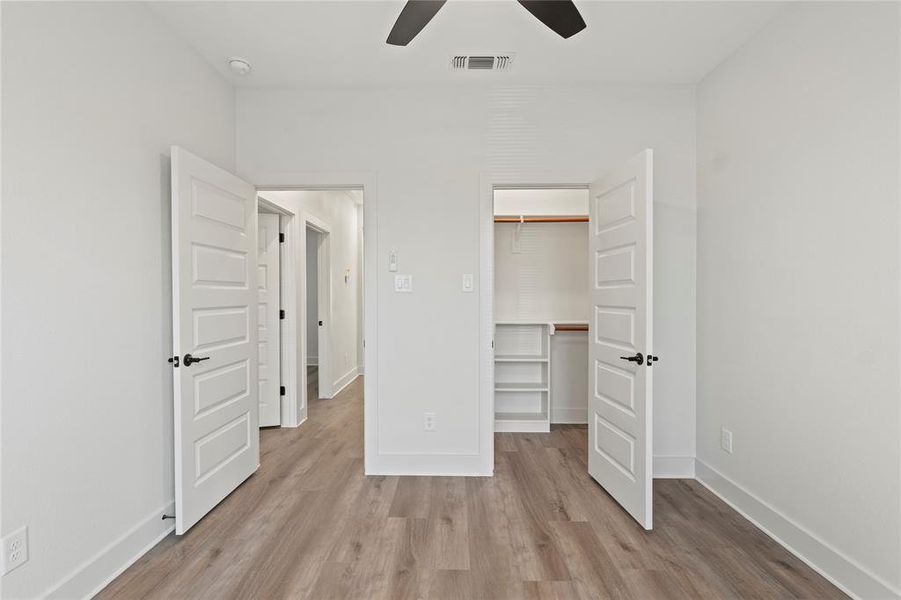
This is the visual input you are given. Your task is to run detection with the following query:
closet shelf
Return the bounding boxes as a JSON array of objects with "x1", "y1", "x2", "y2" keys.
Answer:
[
  {"x1": 495, "y1": 411, "x2": 548, "y2": 421},
  {"x1": 495, "y1": 354, "x2": 548, "y2": 363},
  {"x1": 495, "y1": 382, "x2": 548, "y2": 392}
]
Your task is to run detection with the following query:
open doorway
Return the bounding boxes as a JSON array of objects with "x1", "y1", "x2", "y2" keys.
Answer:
[
  {"x1": 484, "y1": 150, "x2": 655, "y2": 530},
  {"x1": 492, "y1": 188, "x2": 590, "y2": 433},
  {"x1": 168, "y1": 149, "x2": 372, "y2": 535},
  {"x1": 258, "y1": 189, "x2": 365, "y2": 423}
]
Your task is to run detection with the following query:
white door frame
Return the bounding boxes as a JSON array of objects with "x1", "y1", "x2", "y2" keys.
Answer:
[
  {"x1": 248, "y1": 171, "x2": 377, "y2": 474},
  {"x1": 303, "y1": 216, "x2": 333, "y2": 401},
  {"x1": 257, "y1": 195, "x2": 300, "y2": 428},
  {"x1": 479, "y1": 174, "x2": 594, "y2": 476}
]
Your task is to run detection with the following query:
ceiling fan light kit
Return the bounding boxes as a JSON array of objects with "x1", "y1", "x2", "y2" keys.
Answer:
[{"x1": 387, "y1": 0, "x2": 587, "y2": 46}]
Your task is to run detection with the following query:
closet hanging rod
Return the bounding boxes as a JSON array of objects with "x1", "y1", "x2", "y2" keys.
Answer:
[
  {"x1": 494, "y1": 215, "x2": 589, "y2": 223},
  {"x1": 554, "y1": 324, "x2": 589, "y2": 332}
]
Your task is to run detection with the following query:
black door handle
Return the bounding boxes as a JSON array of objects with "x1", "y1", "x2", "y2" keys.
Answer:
[
  {"x1": 619, "y1": 352, "x2": 644, "y2": 365},
  {"x1": 183, "y1": 353, "x2": 210, "y2": 366}
]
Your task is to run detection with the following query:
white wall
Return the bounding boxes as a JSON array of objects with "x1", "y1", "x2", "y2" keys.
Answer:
[
  {"x1": 306, "y1": 229, "x2": 319, "y2": 364},
  {"x1": 260, "y1": 190, "x2": 362, "y2": 398},
  {"x1": 494, "y1": 188, "x2": 589, "y2": 216},
  {"x1": 696, "y1": 3, "x2": 900, "y2": 597},
  {"x1": 0, "y1": 3, "x2": 236, "y2": 598},
  {"x1": 494, "y1": 222, "x2": 588, "y2": 322},
  {"x1": 237, "y1": 85, "x2": 697, "y2": 475}
]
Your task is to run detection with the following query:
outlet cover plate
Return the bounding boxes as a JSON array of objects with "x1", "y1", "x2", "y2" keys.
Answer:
[
  {"x1": 720, "y1": 427, "x2": 733, "y2": 454},
  {"x1": 424, "y1": 412, "x2": 437, "y2": 432},
  {"x1": 1, "y1": 526, "x2": 28, "y2": 575}
]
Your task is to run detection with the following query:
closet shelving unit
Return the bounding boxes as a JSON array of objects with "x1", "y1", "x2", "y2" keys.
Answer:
[
  {"x1": 494, "y1": 321, "x2": 551, "y2": 432},
  {"x1": 494, "y1": 318, "x2": 589, "y2": 432}
]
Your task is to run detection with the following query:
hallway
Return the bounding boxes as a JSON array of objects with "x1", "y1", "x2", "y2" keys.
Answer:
[{"x1": 98, "y1": 377, "x2": 842, "y2": 599}]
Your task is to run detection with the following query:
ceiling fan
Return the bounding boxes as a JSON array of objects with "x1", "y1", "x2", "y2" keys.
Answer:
[{"x1": 386, "y1": 0, "x2": 587, "y2": 46}]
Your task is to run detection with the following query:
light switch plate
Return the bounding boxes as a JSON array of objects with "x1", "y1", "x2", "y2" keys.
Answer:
[
  {"x1": 394, "y1": 274, "x2": 412, "y2": 292},
  {"x1": 388, "y1": 250, "x2": 398, "y2": 272},
  {"x1": 462, "y1": 273, "x2": 474, "y2": 292}
]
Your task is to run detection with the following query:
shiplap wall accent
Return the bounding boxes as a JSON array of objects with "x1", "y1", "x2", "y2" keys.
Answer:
[{"x1": 494, "y1": 221, "x2": 588, "y2": 322}]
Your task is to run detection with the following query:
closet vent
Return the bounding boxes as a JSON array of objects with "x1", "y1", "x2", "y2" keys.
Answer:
[{"x1": 450, "y1": 55, "x2": 515, "y2": 71}]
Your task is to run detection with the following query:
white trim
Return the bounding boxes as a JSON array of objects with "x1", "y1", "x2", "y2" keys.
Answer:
[
  {"x1": 243, "y1": 171, "x2": 378, "y2": 475},
  {"x1": 550, "y1": 407, "x2": 588, "y2": 424},
  {"x1": 332, "y1": 368, "x2": 360, "y2": 397},
  {"x1": 303, "y1": 216, "x2": 333, "y2": 400},
  {"x1": 478, "y1": 174, "x2": 495, "y2": 476},
  {"x1": 44, "y1": 502, "x2": 175, "y2": 600},
  {"x1": 695, "y1": 460, "x2": 901, "y2": 600},
  {"x1": 480, "y1": 175, "x2": 594, "y2": 477},
  {"x1": 652, "y1": 455, "x2": 695, "y2": 479}
]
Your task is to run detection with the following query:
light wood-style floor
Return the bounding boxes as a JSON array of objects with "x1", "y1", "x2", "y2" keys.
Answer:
[{"x1": 99, "y1": 377, "x2": 844, "y2": 599}]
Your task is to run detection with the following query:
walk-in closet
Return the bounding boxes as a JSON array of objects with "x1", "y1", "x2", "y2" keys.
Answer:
[{"x1": 493, "y1": 188, "x2": 590, "y2": 432}]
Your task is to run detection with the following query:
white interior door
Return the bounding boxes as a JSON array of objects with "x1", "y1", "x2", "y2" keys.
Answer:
[
  {"x1": 257, "y1": 212, "x2": 281, "y2": 427},
  {"x1": 171, "y1": 146, "x2": 259, "y2": 535},
  {"x1": 315, "y1": 229, "x2": 334, "y2": 399},
  {"x1": 587, "y1": 149, "x2": 654, "y2": 530}
]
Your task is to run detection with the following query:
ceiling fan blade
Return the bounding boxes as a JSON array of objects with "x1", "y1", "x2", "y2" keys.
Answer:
[
  {"x1": 517, "y1": 0, "x2": 586, "y2": 39},
  {"x1": 386, "y1": 0, "x2": 447, "y2": 46}
]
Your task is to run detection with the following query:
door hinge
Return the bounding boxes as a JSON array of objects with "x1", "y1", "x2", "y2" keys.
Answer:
[
  {"x1": 280, "y1": 385, "x2": 286, "y2": 396},
  {"x1": 280, "y1": 309, "x2": 286, "y2": 320},
  {"x1": 279, "y1": 232, "x2": 285, "y2": 243}
]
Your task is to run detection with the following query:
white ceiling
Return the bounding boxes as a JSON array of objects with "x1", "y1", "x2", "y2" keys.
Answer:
[{"x1": 149, "y1": 1, "x2": 784, "y2": 88}]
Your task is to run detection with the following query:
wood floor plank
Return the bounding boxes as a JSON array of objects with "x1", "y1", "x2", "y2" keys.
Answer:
[{"x1": 97, "y1": 380, "x2": 846, "y2": 600}]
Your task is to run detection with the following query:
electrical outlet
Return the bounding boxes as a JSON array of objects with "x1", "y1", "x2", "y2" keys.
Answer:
[
  {"x1": 720, "y1": 427, "x2": 733, "y2": 454},
  {"x1": 1, "y1": 526, "x2": 28, "y2": 575},
  {"x1": 424, "y1": 412, "x2": 437, "y2": 432}
]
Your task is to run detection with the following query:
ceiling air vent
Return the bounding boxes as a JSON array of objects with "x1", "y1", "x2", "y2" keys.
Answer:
[{"x1": 450, "y1": 54, "x2": 515, "y2": 71}]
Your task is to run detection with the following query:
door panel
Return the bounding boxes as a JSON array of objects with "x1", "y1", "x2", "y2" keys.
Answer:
[
  {"x1": 257, "y1": 213, "x2": 282, "y2": 426},
  {"x1": 588, "y1": 149, "x2": 653, "y2": 530},
  {"x1": 171, "y1": 146, "x2": 259, "y2": 535}
]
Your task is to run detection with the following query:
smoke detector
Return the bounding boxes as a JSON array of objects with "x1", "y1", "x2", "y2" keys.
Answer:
[
  {"x1": 450, "y1": 54, "x2": 515, "y2": 71},
  {"x1": 227, "y1": 57, "x2": 252, "y2": 76}
]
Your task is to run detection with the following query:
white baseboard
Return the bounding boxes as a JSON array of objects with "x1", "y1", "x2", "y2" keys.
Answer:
[
  {"x1": 695, "y1": 460, "x2": 900, "y2": 600},
  {"x1": 653, "y1": 455, "x2": 696, "y2": 478},
  {"x1": 550, "y1": 407, "x2": 588, "y2": 424},
  {"x1": 332, "y1": 367, "x2": 359, "y2": 397},
  {"x1": 44, "y1": 501, "x2": 175, "y2": 600},
  {"x1": 307, "y1": 355, "x2": 318, "y2": 366}
]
